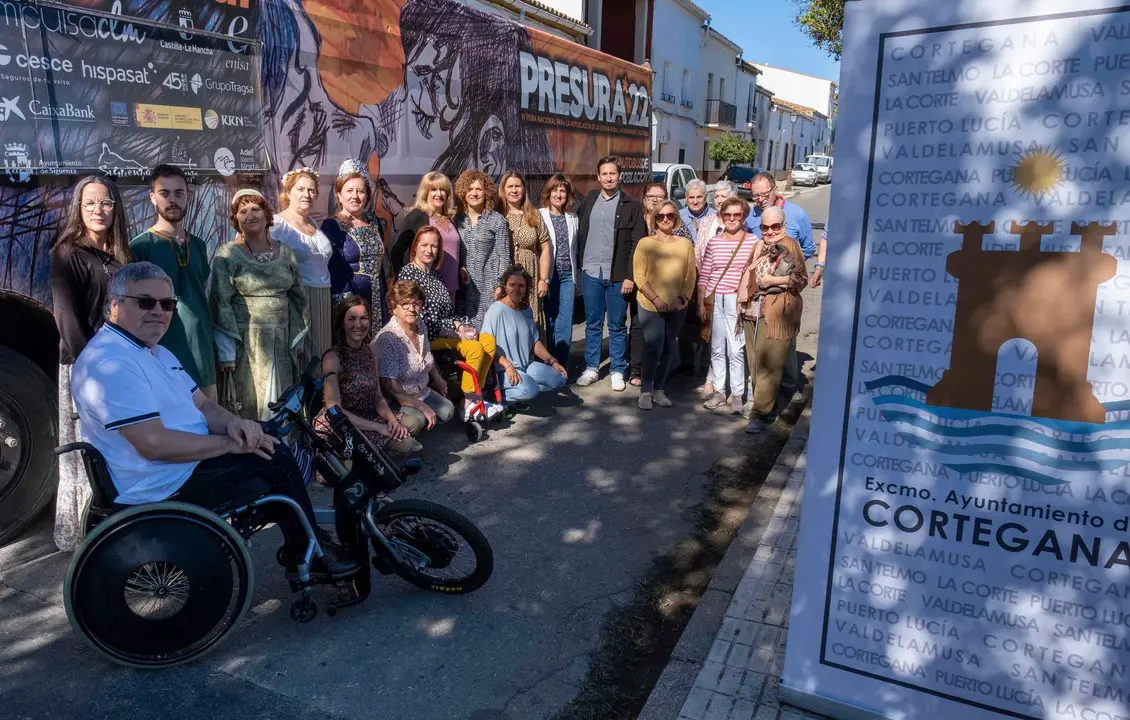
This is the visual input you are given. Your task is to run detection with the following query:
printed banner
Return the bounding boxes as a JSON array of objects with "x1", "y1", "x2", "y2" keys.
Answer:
[
  {"x1": 0, "y1": 0, "x2": 651, "y2": 306},
  {"x1": 782, "y1": 1, "x2": 1130, "y2": 719},
  {"x1": 0, "y1": 0, "x2": 265, "y2": 181}
]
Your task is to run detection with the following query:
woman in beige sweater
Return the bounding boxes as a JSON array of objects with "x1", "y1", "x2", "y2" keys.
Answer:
[
  {"x1": 737, "y1": 205, "x2": 807, "y2": 433},
  {"x1": 633, "y1": 201, "x2": 697, "y2": 410}
]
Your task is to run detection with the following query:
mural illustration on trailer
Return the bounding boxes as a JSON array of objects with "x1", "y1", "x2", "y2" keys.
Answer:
[{"x1": 0, "y1": 0, "x2": 651, "y2": 308}]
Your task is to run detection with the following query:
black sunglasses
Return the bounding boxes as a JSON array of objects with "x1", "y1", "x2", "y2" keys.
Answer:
[
  {"x1": 125, "y1": 295, "x2": 177, "y2": 312},
  {"x1": 655, "y1": 212, "x2": 677, "y2": 222},
  {"x1": 760, "y1": 222, "x2": 783, "y2": 233}
]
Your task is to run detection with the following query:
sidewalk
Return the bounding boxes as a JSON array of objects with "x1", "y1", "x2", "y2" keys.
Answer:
[{"x1": 639, "y1": 407, "x2": 828, "y2": 720}]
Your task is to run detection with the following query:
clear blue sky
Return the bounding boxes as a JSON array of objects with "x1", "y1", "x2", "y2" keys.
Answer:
[{"x1": 701, "y1": 0, "x2": 841, "y2": 82}]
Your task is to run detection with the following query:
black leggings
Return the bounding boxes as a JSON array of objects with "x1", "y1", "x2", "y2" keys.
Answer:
[{"x1": 170, "y1": 446, "x2": 317, "y2": 554}]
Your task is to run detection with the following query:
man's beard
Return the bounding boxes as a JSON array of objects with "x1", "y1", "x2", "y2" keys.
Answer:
[{"x1": 157, "y1": 205, "x2": 185, "y2": 223}]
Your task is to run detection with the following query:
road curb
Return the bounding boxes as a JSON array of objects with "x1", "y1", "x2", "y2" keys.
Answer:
[{"x1": 638, "y1": 402, "x2": 812, "y2": 720}]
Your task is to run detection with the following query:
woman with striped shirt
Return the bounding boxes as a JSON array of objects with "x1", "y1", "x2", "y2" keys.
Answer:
[{"x1": 697, "y1": 197, "x2": 758, "y2": 414}]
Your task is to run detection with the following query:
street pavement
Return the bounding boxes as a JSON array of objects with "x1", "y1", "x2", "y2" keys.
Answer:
[{"x1": 0, "y1": 184, "x2": 831, "y2": 720}]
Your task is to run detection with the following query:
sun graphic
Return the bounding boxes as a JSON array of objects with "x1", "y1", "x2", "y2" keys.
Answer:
[{"x1": 1009, "y1": 146, "x2": 1066, "y2": 200}]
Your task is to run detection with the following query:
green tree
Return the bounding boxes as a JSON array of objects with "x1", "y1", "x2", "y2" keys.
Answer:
[
  {"x1": 794, "y1": 0, "x2": 845, "y2": 59},
  {"x1": 708, "y1": 133, "x2": 758, "y2": 166}
]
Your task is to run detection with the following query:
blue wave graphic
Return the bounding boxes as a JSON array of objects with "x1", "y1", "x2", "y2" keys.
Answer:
[
  {"x1": 864, "y1": 376, "x2": 933, "y2": 394},
  {"x1": 866, "y1": 374, "x2": 1128, "y2": 413},
  {"x1": 864, "y1": 376, "x2": 1130, "y2": 485},
  {"x1": 891, "y1": 435, "x2": 1126, "y2": 471},
  {"x1": 880, "y1": 410, "x2": 1130, "y2": 452},
  {"x1": 870, "y1": 395, "x2": 1130, "y2": 434}
]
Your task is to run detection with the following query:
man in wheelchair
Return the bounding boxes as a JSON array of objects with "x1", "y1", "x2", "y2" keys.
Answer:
[{"x1": 70, "y1": 262, "x2": 360, "y2": 577}]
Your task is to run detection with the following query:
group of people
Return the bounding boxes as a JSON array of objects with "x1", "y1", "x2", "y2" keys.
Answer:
[{"x1": 47, "y1": 155, "x2": 816, "y2": 554}]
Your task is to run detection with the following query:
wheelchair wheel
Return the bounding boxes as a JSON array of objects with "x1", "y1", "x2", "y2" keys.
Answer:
[
  {"x1": 376, "y1": 499, "x2": 493, "y2": 594},
  {"x1": 64, "y1": 502, "x2": 254, "y2": 669}
]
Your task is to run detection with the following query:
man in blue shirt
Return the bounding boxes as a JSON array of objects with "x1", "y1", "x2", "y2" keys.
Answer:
[
  {"x1": 679, "y1": 179, "x2": 716, "y2": 238},
  {"x1": 746, "y1": 172, "x2": 816, "y2": 258}
]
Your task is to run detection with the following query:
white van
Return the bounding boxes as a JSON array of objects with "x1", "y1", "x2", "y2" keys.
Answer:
[{"x1": 804, "y1": 154, "x2": 834, "y2": 184}]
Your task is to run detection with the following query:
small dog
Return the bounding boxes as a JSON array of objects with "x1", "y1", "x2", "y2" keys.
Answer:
[{"x1": 757, "y1": 243, "x2": 797, "y2": 297}]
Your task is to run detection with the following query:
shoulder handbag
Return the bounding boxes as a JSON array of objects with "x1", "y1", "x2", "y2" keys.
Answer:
[{"x1": 699, "y1": 236, "x2": 746, "y2": 344}]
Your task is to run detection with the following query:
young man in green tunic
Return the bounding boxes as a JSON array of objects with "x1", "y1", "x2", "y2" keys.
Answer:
[{"x1": 129, "y1": 165, "x2": 218, "y2": 400}]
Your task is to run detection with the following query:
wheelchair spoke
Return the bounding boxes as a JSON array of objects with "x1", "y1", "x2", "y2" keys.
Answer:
[{"x1": 124, "y1": 561, "x2": 191, "y2": 620}]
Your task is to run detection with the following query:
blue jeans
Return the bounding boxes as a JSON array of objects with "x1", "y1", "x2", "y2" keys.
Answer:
[
  {"x1": 581, "y1": 271, "x2": 628, "y2": 375},
  {"x1": 545, "y1": 267, "x2": 576, "y2": 368},
  {"x1": 502, "y1": 361, "x2": 568, "y2": 402}
]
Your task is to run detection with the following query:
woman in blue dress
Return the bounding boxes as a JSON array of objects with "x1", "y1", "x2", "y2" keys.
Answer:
[{"x1": 322, "y1": 159, "x2": 391, "y2": 326}]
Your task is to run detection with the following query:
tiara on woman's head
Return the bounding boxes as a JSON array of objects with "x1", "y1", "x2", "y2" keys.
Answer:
[
  {"x1": 282, "y1": 167, "x2": 320, "y2": 185},
  {"x1": 338, "y1": 158, "x2": 371, "y2": 182}
]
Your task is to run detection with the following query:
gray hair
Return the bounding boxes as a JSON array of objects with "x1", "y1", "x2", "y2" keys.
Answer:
[
  {"x1": 686, "y1": 179, "x2": 708, "y2": 195},
  {"x1": 762, "y1": 206, "x2": 786, "y2": 225},
  {"x1": 752, "y1": 172, "x2": 777, "y2": 190},
  {"x1": 105, "y1": 262, "x2": 173, "y2": 318},
  {"x1": 713, "y1": 180, "x2": 736, "y2": 196}
]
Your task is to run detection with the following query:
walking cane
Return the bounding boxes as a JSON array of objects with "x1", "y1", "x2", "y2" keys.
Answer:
[{"x1": 740, "y1": 296, "x2": 762, "y2": 416}]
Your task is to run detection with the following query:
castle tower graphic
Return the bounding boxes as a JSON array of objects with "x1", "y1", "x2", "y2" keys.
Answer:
[{"x1": 925, "y1": 220, "x2": 1117, "y2": 424}]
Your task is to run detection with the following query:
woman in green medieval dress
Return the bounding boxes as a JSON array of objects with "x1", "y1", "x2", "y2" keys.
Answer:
[{"x1": 211, "y1": 189, "x2": 310, "y2": 420}]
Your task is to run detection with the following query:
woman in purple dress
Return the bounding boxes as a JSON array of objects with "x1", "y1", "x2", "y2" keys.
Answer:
[{"x1": 322, "y1": 159, "x2": 391, "y2": 326}]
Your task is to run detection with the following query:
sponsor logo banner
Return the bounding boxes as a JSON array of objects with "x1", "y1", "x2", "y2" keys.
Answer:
[
  {"x1": 134, "y1": 103, "x2": 202, "y2": 130},
  {"x1": 0, "y1": 1, "x2": 263, "y2": 178}
]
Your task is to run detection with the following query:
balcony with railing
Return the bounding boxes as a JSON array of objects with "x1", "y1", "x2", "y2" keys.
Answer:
[{"x1": 705, "y1": 99, "x2": 737, "y2": 128}]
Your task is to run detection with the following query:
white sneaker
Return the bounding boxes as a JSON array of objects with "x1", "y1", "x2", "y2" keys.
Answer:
[
  {"x1": 577, "y1": 369, "x2": 599, "y2": 387},
  {"x1": 484, "y1": 402, "x2": 505, "y2": 420},
  {"x1": 610, "y1": 372, "x2": 626, "y2": 392},
  {"x1": 462, "y1": 401, "x2": 484, "y2": 422}
]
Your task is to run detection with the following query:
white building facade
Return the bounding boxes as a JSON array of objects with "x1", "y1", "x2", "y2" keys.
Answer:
[
  {"x1": 466, "y1": 0, "x2": 593, "y2": 41},
  {"x1": 649, "y1": 0, "x2": 711, "y2": 169},
  {"x1": 752, "y1": 62, "x2": 836, "y2": 157}
]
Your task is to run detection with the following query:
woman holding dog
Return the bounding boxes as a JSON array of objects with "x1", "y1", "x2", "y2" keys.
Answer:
[{"x1": 737, "y1": 205, "x2": 806, "y2": 435}]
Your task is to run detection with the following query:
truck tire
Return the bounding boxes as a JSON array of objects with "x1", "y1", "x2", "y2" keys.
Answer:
[{"x1": 0, "y1": 347, "x2": 57, "y2": 546}]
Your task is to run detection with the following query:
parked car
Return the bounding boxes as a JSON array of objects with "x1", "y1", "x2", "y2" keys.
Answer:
[
  {"x1": 804, "y1": 154, "x2": 834, "y2": 184},
  {"x1": 651, "y1": 163, "x2": 699, "y2": 207},
  {"x1": 791, "y1": 163, "x2": 819, "y2": 187},
  {"x1": 718, "y1": 165, "x2": 763, "y2": 199}
]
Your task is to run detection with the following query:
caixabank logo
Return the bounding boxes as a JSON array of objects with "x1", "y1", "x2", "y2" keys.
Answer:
[{"x1": 865, "y1": 214, "x2": 1130, "y2": 487}]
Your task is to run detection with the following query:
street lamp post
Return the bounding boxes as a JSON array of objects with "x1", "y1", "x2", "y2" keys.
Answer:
[{"x1": 786, "y1": 113, "x2": 798, "y2": 189}]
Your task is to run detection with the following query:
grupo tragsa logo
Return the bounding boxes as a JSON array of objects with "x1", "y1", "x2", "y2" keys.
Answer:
[
  {"x1": 214, "y1": 147, "x2": 235, "y2": 177},
  {"x1": 867, "y1": 218, "x2": 1128, "y2": 486}
]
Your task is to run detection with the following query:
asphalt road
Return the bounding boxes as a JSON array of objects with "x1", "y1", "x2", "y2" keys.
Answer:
[{"x1": 0, "y1": 184, "x2": 831, "y2": 720}]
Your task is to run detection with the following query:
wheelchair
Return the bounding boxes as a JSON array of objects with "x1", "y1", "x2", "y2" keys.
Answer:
[{"x1": 58, "y1": 363, "x2": 494, "y2": 669}]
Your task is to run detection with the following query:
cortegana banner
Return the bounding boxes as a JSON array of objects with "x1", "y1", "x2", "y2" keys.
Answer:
[{"x1": 783, "y1": 1, "x2": 1130, "y2": 719}]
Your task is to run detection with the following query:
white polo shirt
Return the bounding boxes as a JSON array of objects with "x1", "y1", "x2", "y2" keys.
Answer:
[{"x1": 71, "y1": 323, "x2": 209, "y2": 504}]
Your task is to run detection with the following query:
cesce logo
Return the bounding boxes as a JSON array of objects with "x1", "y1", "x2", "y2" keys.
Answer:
[{"x1": 0, "y1": 44, "x2": 74, "y2": 73}]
